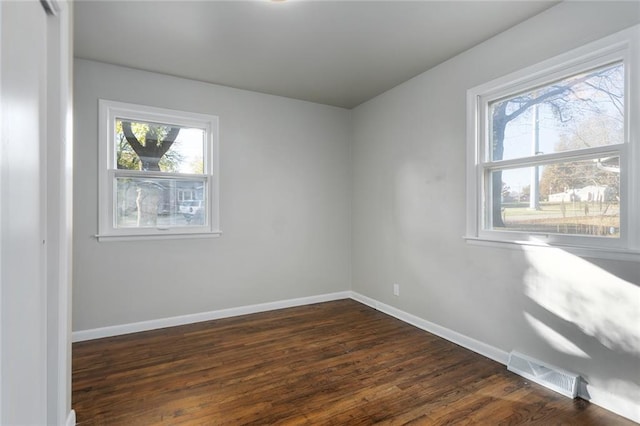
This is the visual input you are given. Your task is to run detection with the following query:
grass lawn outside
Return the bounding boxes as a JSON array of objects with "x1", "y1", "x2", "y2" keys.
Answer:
[{"x1": 498, "y1": 201, "x2": 619, "y2": 237}]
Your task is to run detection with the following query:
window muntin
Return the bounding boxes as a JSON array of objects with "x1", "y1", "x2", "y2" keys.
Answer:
[
  {"x1": 466, "y1": 27, "x2": 639, "y2": 256},
  {"x1": 99, "y1": 100, "x2": 220, "y2": 240}
]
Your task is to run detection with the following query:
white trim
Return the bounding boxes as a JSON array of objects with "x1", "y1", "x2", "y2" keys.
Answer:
[
  {"x1": 464, "y1": 236, "x2": 640, "y2": 262},
  {"x1": 65, "y1": 409, "x2": 76, "y2": 426},
  {"x1": 485, "y1": 145, "x2": 622, "y2": 170},
  {"x1": 46, "y1": 2, "x2": 73, "y2": 424},
  {"x1": 72, "y1": 291, "x2": 351, "y2": 342},
  {"x1": 627, "y1": 24, "x2": 640, "y2": 253},
  {"x1": 349, "y1": 292, "x2": 509, "y2": 365},
  {"x1": 583, "y1": 387, "x2": 640, "y2": 424},
  {"x1": 95, "y1": 230, "x2": 222, "y2": 243},
  {"x1": 0, "y1": 2, "x2": 3, "y2": 420}
]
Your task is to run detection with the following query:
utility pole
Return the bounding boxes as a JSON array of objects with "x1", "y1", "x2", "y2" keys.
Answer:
[{"x1": 530, "y1": 104, "x2": 540, "y2": 210}]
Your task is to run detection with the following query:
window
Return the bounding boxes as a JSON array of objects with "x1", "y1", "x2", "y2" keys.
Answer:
[
  {"x1": 98, "y1": 100, "x2": 220, "y2": 240},
  {"x1": 466, "y1": 26, "x2": 639, "y2": 257}
]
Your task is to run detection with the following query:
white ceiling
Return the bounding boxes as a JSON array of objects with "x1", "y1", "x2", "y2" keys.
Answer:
[{"x1": 74, "y1": 0, "x2": 559, "y2": 109}]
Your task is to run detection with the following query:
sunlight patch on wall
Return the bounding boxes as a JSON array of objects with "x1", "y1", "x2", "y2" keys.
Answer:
[
  {"x1": 523, "y1": 247, "x2": 640, "y2": 356},
  {"x1": 523, "y1": 312, "x2": 590, "y2": 358}
]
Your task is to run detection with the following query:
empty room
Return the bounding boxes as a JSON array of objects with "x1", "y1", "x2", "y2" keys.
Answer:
[{"x1": 1, "y1": 0, "x2": 639, "y2": 425}]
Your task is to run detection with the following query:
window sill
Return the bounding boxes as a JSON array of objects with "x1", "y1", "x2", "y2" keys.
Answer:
[
  {"x1": 464, "y1": 236, "x2": 640, "y2": 263},
  {"x1": 96, "y1": 231, "x2": 222, "y2": 242}
]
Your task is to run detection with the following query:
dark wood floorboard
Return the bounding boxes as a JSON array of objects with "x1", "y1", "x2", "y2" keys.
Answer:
[{"x1": 72, "y1": 299, "x2": 635, "y2": 425}]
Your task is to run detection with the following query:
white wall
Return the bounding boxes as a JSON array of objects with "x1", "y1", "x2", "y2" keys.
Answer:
[
  {"x1": 1, "y1": 2, "x2": 47, "y2": 422},
  {"x1": 73, "y1": 59, "x2": 351, "y2": 331},
  {"x1": 352, "y1": 1, "x2": 640, "y2": 422},
  {"x1": 1, "y1": 1, "x2": 73, "y2": 425}
]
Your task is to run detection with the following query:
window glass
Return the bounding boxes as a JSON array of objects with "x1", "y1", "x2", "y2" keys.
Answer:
[
  {"x1": 115, "y1": 176, "x2": 207, "y2": 228},
  {"x1": 489, "y1": 62, "x2": 624, "y2": 162},
  {"x1": 490, "y1": 157, "x2": 620, "y2": 237},
  {"x1": 115, "y1": 118, "x2": 205, "y2": 174},
  {"x1": 483, "y1": 61, "x2": 626, "y2": 241}
]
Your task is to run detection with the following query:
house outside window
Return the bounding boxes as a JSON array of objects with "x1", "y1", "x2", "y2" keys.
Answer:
[
  {"x1": 466, "y1": 26, "x2": 639, "y2": 258},
  {"x1": 98, "y1": 100, "x2": 220, "y2": 240}
]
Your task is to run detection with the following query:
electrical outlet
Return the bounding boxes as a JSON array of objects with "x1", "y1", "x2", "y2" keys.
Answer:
[{"x1": 393, "y1": 283, "x2": 400, "y2": 296}]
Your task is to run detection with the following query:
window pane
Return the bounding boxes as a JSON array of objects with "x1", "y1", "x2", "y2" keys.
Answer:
[
  {"x1": 490, "y1": 62, "x2": 624, "y2": 162},
  {"x1": 115, "y1": 176, "x2": 207, "y2": 228},
  {"x1": 489, "y1": 157, "x2": 620, "y2": 237},
  {"x1": 115, "y1": 118, "x2": 205, "y2": 174}
]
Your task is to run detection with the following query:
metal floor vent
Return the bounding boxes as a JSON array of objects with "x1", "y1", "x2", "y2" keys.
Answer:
[{"x1": 507, "y1": 351, "x2": 579, "y2": 398}]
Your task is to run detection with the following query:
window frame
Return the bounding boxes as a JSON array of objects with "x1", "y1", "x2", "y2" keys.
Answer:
[
  {"x1": 466, "y1": 26, "x2": 639, "y2": 260},
  {"x1": 97, "y1": 99, "x2": 221, "y2": 241}
]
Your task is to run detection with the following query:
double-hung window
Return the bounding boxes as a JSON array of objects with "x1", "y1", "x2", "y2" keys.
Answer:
[
  {"x1": 466, "y1": 26, "x2": 639, "y2": 258},
  {"x1": 98, "y1": 100, "x2": 220, "y2": 240}
]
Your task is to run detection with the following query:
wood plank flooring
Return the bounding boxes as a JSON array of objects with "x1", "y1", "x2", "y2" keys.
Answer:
[{"x1": 73, "y1": 299, "x2": 634, "y2": 425}]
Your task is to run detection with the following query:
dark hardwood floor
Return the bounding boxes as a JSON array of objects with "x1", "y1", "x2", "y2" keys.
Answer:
[{"x1": 73, "y1": 299, "x2": 634, "y2": 425}]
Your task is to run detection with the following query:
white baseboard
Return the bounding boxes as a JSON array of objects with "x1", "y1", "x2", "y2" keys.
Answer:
[
  {"x1": 72, "y1": 291, "x2": 351, "y2": 342},
  {"x1": 71, "y1": 290, "x2": 638, "y2": 423},
  {"x1": 65, "y1": 409, "x2": 76, "y2": 426},
  {"x1": 582, "y1": 387, "x2": 640, "y2": 424},
  {"x1": 349, "y1": 291, "x2": 509, "y2": 365}
]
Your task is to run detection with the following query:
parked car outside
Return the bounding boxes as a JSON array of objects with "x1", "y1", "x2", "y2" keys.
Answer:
[{"x1": 179, "y1": 200, "x2": 204, "y2": 223}]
